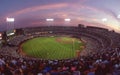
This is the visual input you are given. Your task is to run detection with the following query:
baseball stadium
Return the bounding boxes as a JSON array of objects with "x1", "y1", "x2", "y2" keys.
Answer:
[{"x1": 0, "y1": 0, "x2": 120, "y2": 75}]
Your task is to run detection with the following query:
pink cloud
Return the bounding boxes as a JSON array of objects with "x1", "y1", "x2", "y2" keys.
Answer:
[
  {"x1": 70, "y1": 3, "x2": 118, "y2": 20},
  {"x1": 7, "y1": 3, "x2": 68, "y2": 17},
  {"x1": 5, "y1": 1, "x2": 119, "y2": 32}
]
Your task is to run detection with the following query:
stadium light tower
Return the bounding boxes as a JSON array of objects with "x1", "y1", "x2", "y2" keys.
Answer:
[
  {"x1": 102, "y1": 18, "x2": 107, "y2": 22},
  {"x1": 46, "y1": 18, "x2": 54, "y2": 22},
  {"x1": 6, "y1": 17, "x2": 15, "y2": 30},
  {"x1": 64, "y1": 18, "x2": 71, "y2": 22},
  {"x1": 46, "y1": 18, "x2": 54, "y2": 26},
  {"x1": 6, "y1": 17, "x2": 15, "y2": 22},
  {"x1": 117, "y1": 15, "x2": 120, "y2": 18}
]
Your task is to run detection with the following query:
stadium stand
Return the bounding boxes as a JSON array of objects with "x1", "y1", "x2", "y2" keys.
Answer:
[{"x1": 0, "y1": 25, "x2": 120, "y2": 75}]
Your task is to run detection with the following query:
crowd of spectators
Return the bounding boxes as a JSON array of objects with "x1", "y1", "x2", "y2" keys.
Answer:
[
  {"x1": 0, "y1": 47, "x2": 120, "y2": 75},
  {"x1": 0, "y1": 26, "x2": 120, "y2": 75}
]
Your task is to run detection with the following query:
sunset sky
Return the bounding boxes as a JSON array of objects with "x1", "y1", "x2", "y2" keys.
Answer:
[{"x1": 0, "y1": 0, "x2": 120, "y2": 32}]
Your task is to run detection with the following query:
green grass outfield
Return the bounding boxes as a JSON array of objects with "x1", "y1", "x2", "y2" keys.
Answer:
[{"x1": 21, "y1": 36, "x2": 84, "y2": 60}]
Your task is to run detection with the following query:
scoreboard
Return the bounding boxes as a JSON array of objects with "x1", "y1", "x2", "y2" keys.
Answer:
[
  {"x1": 6, "y1": 30, "x2": 16, "y2": 36},
  {"x1": 0, "y1": 29, "x2": 23, "y2": 46}
]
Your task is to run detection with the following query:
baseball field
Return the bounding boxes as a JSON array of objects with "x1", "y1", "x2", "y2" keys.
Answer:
[{"x1": 21, "y1": 36, "x2": 84, "y2": 60}]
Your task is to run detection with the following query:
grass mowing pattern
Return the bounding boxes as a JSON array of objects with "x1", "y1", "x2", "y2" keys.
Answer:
[{"x1": 21, "y1": 36, "x2": 84, "y2": 60}]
